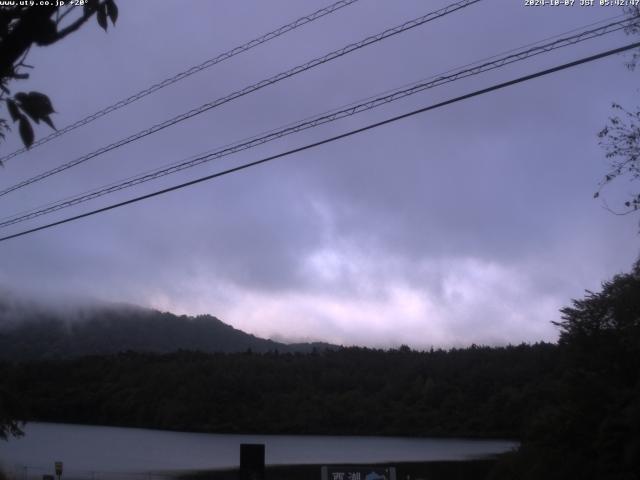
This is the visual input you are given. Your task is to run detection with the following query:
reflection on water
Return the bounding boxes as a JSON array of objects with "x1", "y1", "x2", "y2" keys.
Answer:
[{"x1": 0, "y1": 422, "x2": 517, "y2": 478}]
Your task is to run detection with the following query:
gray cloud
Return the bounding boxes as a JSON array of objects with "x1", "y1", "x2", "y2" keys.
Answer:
[{"x1": 0, "y1": 0, "x2": 638, "y2": 347}]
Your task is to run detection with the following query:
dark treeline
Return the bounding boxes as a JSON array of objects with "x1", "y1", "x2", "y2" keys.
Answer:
[
  {"x1": 1, "y1": 343, "x2": 557, "y2": 438},
  {"x1": 1, "y1": 262, "x2": 639, "y2": 479},
  {"x1": 492, "y1": 263, "x2": 640, "y2": 480}
]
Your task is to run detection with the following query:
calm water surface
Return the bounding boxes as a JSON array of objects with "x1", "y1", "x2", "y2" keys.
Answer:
[{"x1": 0, "y1": 422, "x2": 517, "y2": 477}]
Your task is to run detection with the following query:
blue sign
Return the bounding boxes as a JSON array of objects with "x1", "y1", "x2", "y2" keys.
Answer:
[{"x1": 321, "y1": 466, "x2": 396, "y2": 480}]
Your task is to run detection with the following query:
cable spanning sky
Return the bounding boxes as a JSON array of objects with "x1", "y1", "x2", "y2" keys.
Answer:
[
  {"x1": 0, "y1": 16, "x2": 634, "y2": 231},
  {"x1": 0, "y1": 0, "x2": 361, "y2": 165},
  {"x1": 0, "y1": 0, "x2": 638, "y2": 348},
  {"x1": 0, "y1": 0, "x2": 478, "y2": 198}
]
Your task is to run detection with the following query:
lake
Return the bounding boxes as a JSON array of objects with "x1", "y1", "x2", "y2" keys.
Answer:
[{"x1": 0, "y1": 423, "x2": 517, "y2": 479}]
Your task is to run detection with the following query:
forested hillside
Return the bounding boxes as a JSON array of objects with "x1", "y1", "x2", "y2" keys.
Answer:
[{"x1": 0, "y1": 300, "x2": 332, "y2": 359}]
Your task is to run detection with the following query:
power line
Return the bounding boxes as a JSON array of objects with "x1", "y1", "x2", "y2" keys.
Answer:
[
  {"x1": 1, "y1": 41, "x2": 638, "y2": 244},
  {"x1": 0, "y1": 16, "x2": 635, "y2": 229},
  {"x1": 0, "y1": 0, "x2": 360, "y2": 165},
  {"x1": 0, "y1": 0, "x2": 481, "y2": 199},
  {"x1": 18, "y1": 5, "x2": 609, "y2": 225}
]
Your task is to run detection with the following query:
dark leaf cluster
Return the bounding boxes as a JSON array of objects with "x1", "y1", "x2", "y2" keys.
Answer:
[
  {"x1": 5, "y1": 91, "x2": 55, "y2": 148},
  {"x1": 0, "y1": 1, "x2": 117, "y2": 150},
  {"x1": 597, "y1": 103, "x2": 640, "y2": 213},
  {"x1": 491, "y1": 261, "x2": 640, "y2": 480}
]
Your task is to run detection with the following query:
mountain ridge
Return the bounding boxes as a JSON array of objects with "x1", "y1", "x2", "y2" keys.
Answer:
[{"x1": 0, "y1": 297, "x2": 337, "y2": 360}]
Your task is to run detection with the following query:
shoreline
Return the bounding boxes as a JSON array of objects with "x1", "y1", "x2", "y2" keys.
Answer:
[{"x1": 19, "y1": 420, "x2": 519, "y2": 443}]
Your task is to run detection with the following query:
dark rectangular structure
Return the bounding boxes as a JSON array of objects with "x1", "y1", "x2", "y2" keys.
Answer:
[{"x1": 239, "y1": 443, "x2": 265, "y2": 480}]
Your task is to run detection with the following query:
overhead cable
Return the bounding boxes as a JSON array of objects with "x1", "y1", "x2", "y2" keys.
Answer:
[
  {"x1": 0, "y1": 0, "x2": 360, "y2": 164},
  {"x1": 0, "y1": 0, "x2": 481, "y2": 198},
  {"x1": 0, "y1": 16, "x2": 635, "y2": 229},
  {"x1": 1, "y1": 40, "x2": 638, "y2": 244}
]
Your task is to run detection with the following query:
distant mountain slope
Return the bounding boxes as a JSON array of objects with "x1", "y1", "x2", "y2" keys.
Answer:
[{"x1": 0, "y1": 298, "x2": 336, "y2": 360}]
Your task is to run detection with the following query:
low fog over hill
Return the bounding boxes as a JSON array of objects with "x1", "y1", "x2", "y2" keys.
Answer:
[{"x1": 0, "y1": 295, "x2": 335, "y2": 360}]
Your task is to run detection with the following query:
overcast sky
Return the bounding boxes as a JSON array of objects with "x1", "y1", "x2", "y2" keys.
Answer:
[{"x1": 0, "y1": 0, "x2": 639, "y2": 348}]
